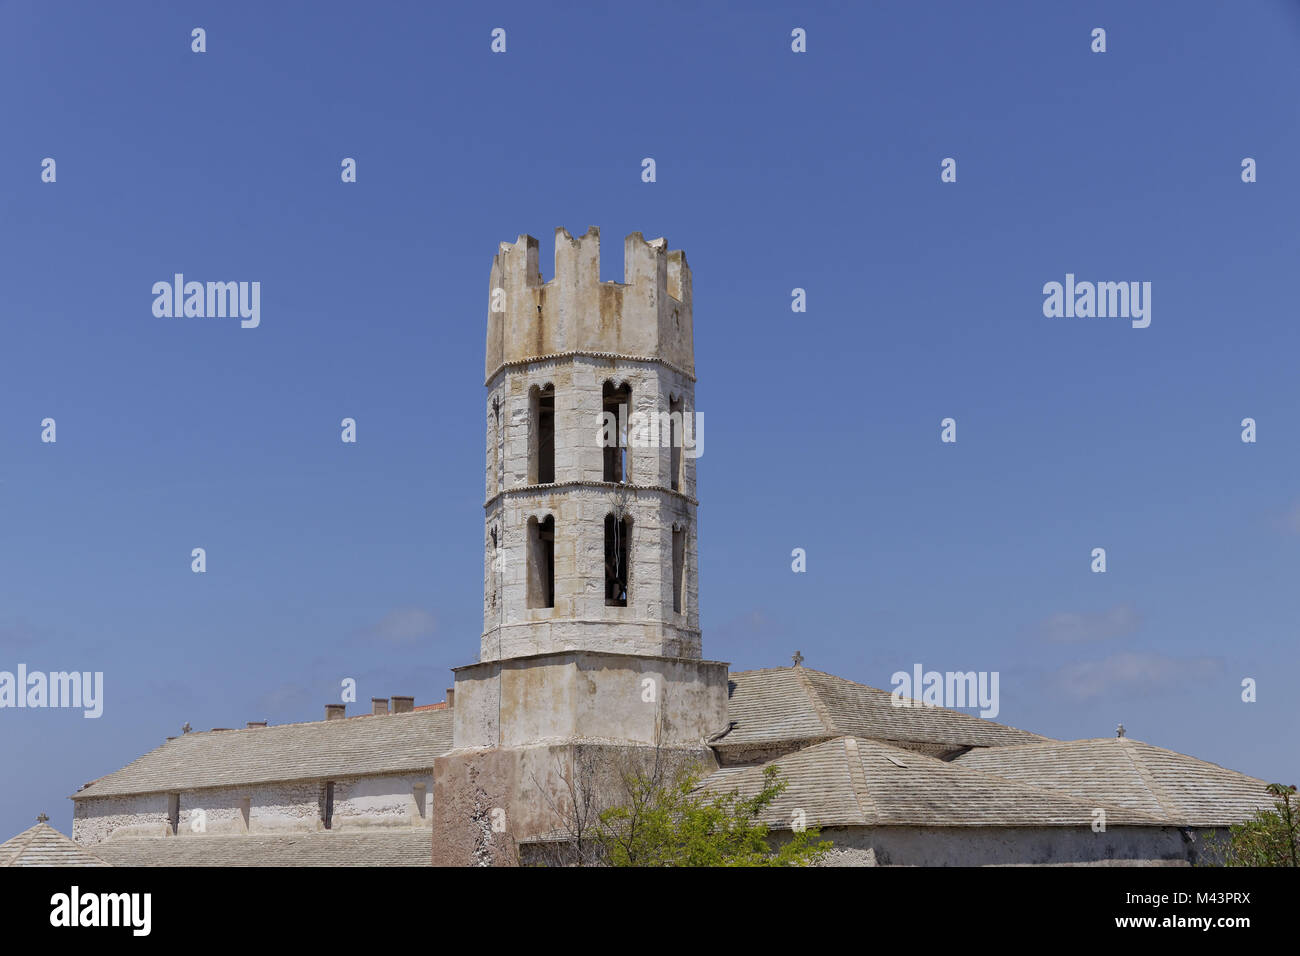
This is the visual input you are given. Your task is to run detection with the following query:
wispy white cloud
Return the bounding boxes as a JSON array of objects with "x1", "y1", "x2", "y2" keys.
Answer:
[
  {"x1": 1036, "y1": 603, "x2": 1141, "y2": 644},
  {"x1": 355, "y1": 607, "x2": 437, "y2": 646},
  {"x1": 1282, "y1": 500, "x2": 1300, "y2": 534},
  {"x1": 0, "y1": 621, "x2": 40, "y2": 650},
  {"x1": 1053, "y1": 651, "x2": 1223, "y2": 700}
]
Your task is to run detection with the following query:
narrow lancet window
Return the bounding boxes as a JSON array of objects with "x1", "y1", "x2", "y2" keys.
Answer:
[
  {"x1": 605, "y1": 514, "x2": 631, "y2": 607},
  {"x1": 527, "y1": 515, "x2": 555, "y2": 609},
  {"x1": 530, "y1": 385, "x2": 555, "y2": 484},
  {"x1": 603, "y1": 381, "x2": 632, "y2": 483}
]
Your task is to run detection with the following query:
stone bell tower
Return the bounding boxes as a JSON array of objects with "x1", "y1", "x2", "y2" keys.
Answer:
[
  {"x1": 433, "y1": 227, "x2": 728, "y2": 865},
  {"x1": 482, "y1": 225, "x2": 701, "y2": 660}
]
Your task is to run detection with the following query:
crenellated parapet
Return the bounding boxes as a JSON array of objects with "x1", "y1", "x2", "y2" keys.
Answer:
[{"x1": 485, "y1": 227, "x2": 693, "y2": 380}]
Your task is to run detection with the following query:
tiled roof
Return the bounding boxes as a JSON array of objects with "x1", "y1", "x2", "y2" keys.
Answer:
[
  {"x1": 89, "y1": 829, "x2": 432, "y2": 866},
  {"x1": 720, "y1": 667, "x2": 1048, "y2": 751},
  {"x1": 73, "y1": 708, "x2": 454, "y2": 799},
  {"x1": 0, "y1": 824, "x2": 109, "y2": 867},
  {"x1": 702, "y1": 736, "x2": 1163, "y2": 829},
  {"x1": 953, "y1": 737, "x2": 1275, "y2": 827}
]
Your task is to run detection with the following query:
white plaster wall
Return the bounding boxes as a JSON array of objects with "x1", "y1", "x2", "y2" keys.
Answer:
[{"x1": 73, "y1": 772, "x2": 434, "y2": 846}]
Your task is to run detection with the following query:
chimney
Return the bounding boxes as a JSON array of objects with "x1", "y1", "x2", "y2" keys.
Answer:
[
  {"x1": 372, "y1": 697, "x2": 389, "y2": 716},
  {"x1": 445, "y1": 688, "x2": 455, "y2": 708},
  {"x1": 246, "y1": 721, "x2": 267, "y2": 729},
  {"x1": 391, "y1": 696, "x2": 414, "y2": 714},
  {"x1": 325, "y1": 704, "x2": 345, "y2": 721}
]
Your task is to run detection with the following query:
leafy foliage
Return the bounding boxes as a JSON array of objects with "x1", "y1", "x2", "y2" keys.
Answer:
[
  {"x1": 596, "y1": 763, "x2": 831, "y2": 867},
  {"x1": 1212, "y1": 783, "x2": 1299, "y2": 867}
]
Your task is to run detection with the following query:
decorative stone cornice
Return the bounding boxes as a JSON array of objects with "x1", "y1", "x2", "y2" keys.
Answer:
[
  {"x1": 485, "y1": 480, "x2": 699, "y2": 510},
  {"x1": 485, "y1": 350, "x2": 696, "y2": 387}
]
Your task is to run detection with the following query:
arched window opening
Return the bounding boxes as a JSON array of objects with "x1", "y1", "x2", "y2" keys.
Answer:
[
  {"x1": 530, "y1": 385, "x2": 555, "y2": 484},
  {"x1": 492, "y1": 397, "x2": 501, "y2": 490},
  {"x1": 605, "y1": 513, "x2": 631, "y2": 607},
  {"x1": 669, "y1": 394, "x2": 683, "y2": 492},
  {"x1": 602, "y1": 381, "x2": 632, "y2": 483},
  {"x1": 672, "y1": 525, "x2": 686, "y2": 614},
  {"x1": 527, "y1": 515, "x2": 555, "y2": 609}
]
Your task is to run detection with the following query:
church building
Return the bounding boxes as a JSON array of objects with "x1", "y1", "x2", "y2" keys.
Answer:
[{"x1": 65, "y1": 228, "x2": 1272, "y2": 866}]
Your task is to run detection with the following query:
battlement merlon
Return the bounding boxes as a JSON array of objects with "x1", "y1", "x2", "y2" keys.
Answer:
[{"x1": 485, "y1": 227, "x2": 694, "y2": 380}]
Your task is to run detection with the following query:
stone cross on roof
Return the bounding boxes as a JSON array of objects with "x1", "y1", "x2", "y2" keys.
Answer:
[
  {"x1": 792, "y1": 651, "x2": 804, "y2": 667},
  {"x1": 1116, "y1": 723, "x2": 1126, "y2": 738},
  {"x1": 36, "y1": 813, "x2": 48, "y2": 823}
]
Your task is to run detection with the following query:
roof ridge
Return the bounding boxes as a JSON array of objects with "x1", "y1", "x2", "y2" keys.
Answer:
[
  {"x1": 1116, "y1": 739, "x2": 1182, "y2": 822},
  {"x1": 1124, "y1": 738, "x2": 1273, "y2": 785},
  {"x1": 179, "y1": 707, "x2": 445, "y2": 738},
  {"x1": 840, "y1": 737, "x2": 878, "y2": 825},
  {"x1": 850, "y1": 736, "x2": 1167, "y2": 825},
  {"x1": 2, "y1": 823, "x2": 109, "y2": 867},
  {"x1": 791, "y1": 667, "x2": 840, "y2": 736},
  {"x1": 0, "y1": 825, "x2": 40, "y2": 863}
]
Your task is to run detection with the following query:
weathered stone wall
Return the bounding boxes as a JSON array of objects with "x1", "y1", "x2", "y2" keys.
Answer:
[
  {"x1": 432, "y1": 741, "x2": 717, "y2": 866},
  {"x1": 484, "y1": 227, "x2": 693, "y2": 380},
  {"x1": 483, "y1": 354, "x2": 699, "y2": 661},
  {"x1": 73, "y1": 772, "x2": 433, "y2": 846},
  {"x1": 451, "y1": 650, "x2": 729, "y2": 750}
]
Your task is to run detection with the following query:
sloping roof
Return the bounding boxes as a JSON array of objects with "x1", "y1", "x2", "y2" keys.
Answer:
[
  {"x1": 74, "y1": 708, "x2": 454, "y2": 799},
  {"x1": 953, "y1": 737, "x2": 1275, "y2": 827},
  {"x1": 720, "y1": 667, "x2": 1048, "y2": 751},
  {"x1": 702, "y1": 736, "x2": 1163, "y2": 829},
  {"x1": 0, "y1": 824, "x2": 109, "y2": 867},
  {"x1": 89, "y1": 829, "x2": 432, "y2": 866}
]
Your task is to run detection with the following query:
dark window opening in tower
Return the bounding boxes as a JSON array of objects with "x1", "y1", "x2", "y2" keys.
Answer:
[
  {"x1": 530, "y1": 385, "x2": 555, "y2": 484},
  {"x1": 669, "y1": 394, "x2": 683, "y2": 492},
  {"x1": 672, "y1": 525, "x2": 685, "y2": 614},
  {"x1": 492, "y1": 397, "x2": 501, "y2": 490},
  {"x1": 527, "y1": 515, "x2": 555, "y2": 609},
  {"x1": 490, "y1": 525, "x2": 499, "y2": 608},
  {"x1": 603, "y1": 381, "x2": 631, "y2": 483},
  {"x1": 605, "y1": 514, "x2": 631, "y2": 607}
]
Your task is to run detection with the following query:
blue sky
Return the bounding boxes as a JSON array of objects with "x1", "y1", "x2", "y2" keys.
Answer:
[{"x1": 1, "y1": 0, "x2": 1297, "y2": 839}]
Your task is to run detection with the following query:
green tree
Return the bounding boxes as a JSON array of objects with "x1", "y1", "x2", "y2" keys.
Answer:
[
  {"x1": 1212, "y1": 783, "x2": 1299, "y2": 867},
  {"x1": 596, "y1": 763, "x2": 831, "y2": 867}
]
